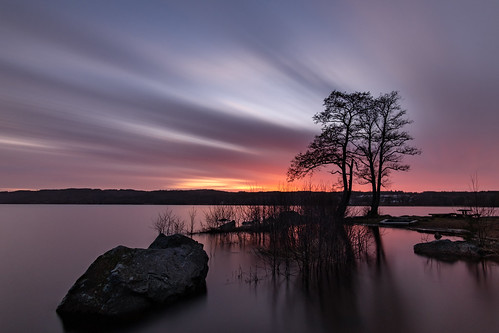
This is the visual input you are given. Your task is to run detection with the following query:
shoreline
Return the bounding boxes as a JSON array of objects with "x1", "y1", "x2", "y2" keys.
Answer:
[
  {"x1": 348, "y1": 215, "x2": 499, "y2": 262},
  {"x1": 347, "y1": 214, "x2": 499, "y2": 238},
  {"x1": 199, "y1": 214, "x2": 499, "y2": 262}
]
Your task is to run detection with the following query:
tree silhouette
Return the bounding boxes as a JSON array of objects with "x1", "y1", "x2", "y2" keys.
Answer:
[
  {"x1": 288, "y1": 90, "x2": 420, "y2": 218},
  {"x1": 355, "y1": 91, "x2": 421, "y2": 216},
  {"x1": 288, "y1": 91, "x2": 370, "y2": 218}
]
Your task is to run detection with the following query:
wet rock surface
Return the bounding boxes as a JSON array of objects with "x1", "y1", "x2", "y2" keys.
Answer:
[
  {"x1": 413, "y1": 239, "x2": 482, "y2": 261},
  {"x1": 57, "y1": 234, "x2": 208, "y2": 320}
]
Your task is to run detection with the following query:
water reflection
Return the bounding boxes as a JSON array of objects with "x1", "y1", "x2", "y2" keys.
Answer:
[
  {"x1": 201, "y1": 226, "x2": 499, "y2": 333},
  {"x1": 361, "y1": 228, "x2": 415, "y2": 333},
  {"x1": 422, "y1": 255, "x2": 497, "y2": 289},
  {"x1": 1, "y1": 205, "x2": 499, "y2": 333},
  {"x1": 261, "y1": 225, "x2": 414, "y2": 333}
]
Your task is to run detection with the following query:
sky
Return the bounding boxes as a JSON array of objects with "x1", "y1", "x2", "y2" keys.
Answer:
[{"x1": 1, "y1": 0, "x2": 498, "y2": 192}]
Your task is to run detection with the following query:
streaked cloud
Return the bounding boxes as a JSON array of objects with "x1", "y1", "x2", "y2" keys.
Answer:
[{"x1": 0, "y1": 0, "x2": 498, "y2": 191}]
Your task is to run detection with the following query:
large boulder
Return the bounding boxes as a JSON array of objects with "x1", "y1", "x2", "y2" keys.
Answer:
[
  {"x1": 57, "y1": 234, "x2": 208, "y2": 319},
  {"x1": 413, "y1": 239, "x2": 481, "y2": 261}
]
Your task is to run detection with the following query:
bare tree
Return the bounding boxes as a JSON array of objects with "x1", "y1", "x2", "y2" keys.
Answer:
[
  {"x1": 353, "y1": 100, "x2": 379, "y2": 210},
  {"x1": 203, "y1": 205, "x2": 235, "y2": 230},
  {"x1": 289, "y1": 90, "x2": 420, "y2": 218},
  {"x1": 288, "y1": 90, "x2": 370, "y2": 218},
  {"x1": 152, "y1": 208, "x2": 185, "y2": 235},
  {"x1": 188, "y1": 206, "x2": 197, "y2": 236},
  {"x1": 355, "y1": 91, "x2": 421, "y2": 217},
  {"x1": 467, "y1": 173, "x2": 496, "y2": 246}
]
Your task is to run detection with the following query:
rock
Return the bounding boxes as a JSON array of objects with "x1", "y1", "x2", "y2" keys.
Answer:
[
  {"x1": 414, "y1": 239, "x2": 481, "y2": 261},
  {"x1": 148, "y1": 233, "x2": 200, "y2": 249},
  {"x1": 57, "y1": 234, "x2": 208, "y2": 319},
  {"x1": 218, "y1": 220, "x2": 235, "y2": 231}
]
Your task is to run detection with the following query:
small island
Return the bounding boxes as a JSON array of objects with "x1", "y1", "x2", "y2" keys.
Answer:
[{"x1": 347, "y1": 213, "x2": 499, "y2": 262}]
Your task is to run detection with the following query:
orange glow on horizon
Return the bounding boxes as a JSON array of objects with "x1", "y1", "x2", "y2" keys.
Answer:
[
  {"x1": 3, "y1": 170, "x2": 493, "y2": 193},
  {"x1": 173, "y1": 177, "x2": 277, "y2": 192},
  {"x1": 172, "y1": 174, "x2": 343, "y2": 192}
]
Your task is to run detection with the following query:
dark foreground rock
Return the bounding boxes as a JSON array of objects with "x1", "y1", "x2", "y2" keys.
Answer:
[
  {"x1": 57, "y1": 234, "x2": 208, "y2": 320},
  {"x1": 413, "y1": 239, "x2": 482, "y2": 261}
]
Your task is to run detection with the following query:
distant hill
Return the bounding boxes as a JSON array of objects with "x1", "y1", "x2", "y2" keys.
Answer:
[
  {"x1": 0, "y1": 188, "x2": 498, "y2": 206},
  {"x1": 0, "y1": 189, "x2": 322, "y2": 205}
]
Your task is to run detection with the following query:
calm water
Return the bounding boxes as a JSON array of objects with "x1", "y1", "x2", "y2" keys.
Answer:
[{"x1": 1, "y1": 205, "x2": 498, "y2": 333}]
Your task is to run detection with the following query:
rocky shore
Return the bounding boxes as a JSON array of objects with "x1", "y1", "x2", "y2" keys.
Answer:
[{"x1": 414, "y1": 239, "x2": 483, "y2": 261}]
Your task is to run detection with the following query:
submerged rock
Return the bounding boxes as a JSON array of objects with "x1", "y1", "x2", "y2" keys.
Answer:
[
  {"x1": 414, "y1": 239, "x2": 481, "y2": 261},
  {"x1": 57, "y1": 234, "x2": 208, "y2": 319}
]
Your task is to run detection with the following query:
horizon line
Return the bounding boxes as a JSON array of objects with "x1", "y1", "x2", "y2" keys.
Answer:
[{"x1": 2, "y1": 187, "x2": 498, "y2": 194}]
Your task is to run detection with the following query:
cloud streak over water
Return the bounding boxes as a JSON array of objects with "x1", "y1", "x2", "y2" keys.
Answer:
[{"x1": 1, "y1": 0, "x2": 498, "y2": 191}]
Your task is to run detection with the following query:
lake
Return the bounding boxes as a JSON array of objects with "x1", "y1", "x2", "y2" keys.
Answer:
[{"x1": 1, "y1": 205, "x2": 498, "y2": 333}]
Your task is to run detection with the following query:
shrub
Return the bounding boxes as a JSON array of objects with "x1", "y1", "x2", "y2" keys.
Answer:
[{"x1": 152, "y1": 208, "x2": 185, "y2": 235}]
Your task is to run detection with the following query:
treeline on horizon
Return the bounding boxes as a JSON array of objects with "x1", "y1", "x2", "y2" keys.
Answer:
[{"x1": 0, "y1": 188, "x2": 498, "y2": 207}]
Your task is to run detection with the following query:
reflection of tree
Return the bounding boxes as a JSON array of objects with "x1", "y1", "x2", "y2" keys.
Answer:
[
  {"x1": 206, "y1": 232, "x2": 266, "y2": 252},
  {"x1": 363, "y1": 227, "x2": 415, "y2": 333},
  {"x1": 259, "y1": 225, "x2": 417, "y2": 333},
  {"x1": 298, "y1": 264, "x2": 362, "y2": 332},
  {"x1": 208, "y1": 223, "x2": 499, "y2": 333},
  {"x1": 466, "y1": 261, "x2": 491, "y2": 286},
  {"x1": 370, "y1": 226, "x2": 385, "y2": 268},
  {"x1": 257, "y1": 209, "x2": 365, "y2": 280}
]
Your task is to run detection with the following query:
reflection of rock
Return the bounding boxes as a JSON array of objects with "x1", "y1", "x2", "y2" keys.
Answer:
[
  {"x1": 414, "y1": 239, "x2": 481, "y2": 261},
  {"x1": 57, "y1": 234, "x2": 208, "y2": 319}
]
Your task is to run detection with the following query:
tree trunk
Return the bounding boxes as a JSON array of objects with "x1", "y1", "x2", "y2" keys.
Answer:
[
  {"x1": 372, "y1": 190, "x2": 381, "y2": 217},
  {"x1": 373, "y1": 163, "x2": 383, "y2": 217},
  {"x1": 335, "y1": 160, "x2": 353, "y2": 219},
  {"x1": 336, "y1": 191, "x2": 350, "y2": 219},
  {"x1": 369, "y1": 226, "x2": 385, "y2": 268},
  {"x1": 368, "y1": 179, "x2": 379, "y2": 217}
]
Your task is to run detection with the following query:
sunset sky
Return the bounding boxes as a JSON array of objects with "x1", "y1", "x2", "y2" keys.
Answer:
[{"x1": 1, "y1": 0, "x2": 498, "y2": 192}]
